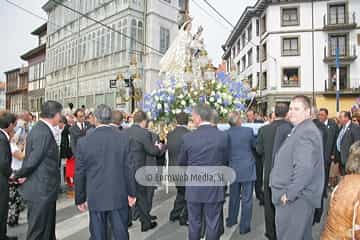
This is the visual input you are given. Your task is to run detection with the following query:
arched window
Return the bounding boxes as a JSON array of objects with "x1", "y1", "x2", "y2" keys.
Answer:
[
  {"x1": 130, "y1": 19, "x2": 137, "y2": 50},
  {"x1": 138, "y1": 21, "x2": 144, "y2": 51}
]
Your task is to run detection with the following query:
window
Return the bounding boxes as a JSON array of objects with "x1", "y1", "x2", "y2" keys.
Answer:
[
  {"x1": 160, "y1": 27, "x2": 170, "y2": 54},
  {"x1": 329, "y1": 66, "x2": 348, "y2": 90},
  {"x1": 236, "y1": 61, "x2": 240, "y2": 74},
  {"x1": 232, "y1": 47, "x2": 236, "y2": 59},
  {"x1": 247, "y1": 24, "x2": 252, "y2": 41},
  {"x1": 330, "y1": 34, "x2": 347, "y2": 56},
  {"x1": 138, "y1": 21, "x2": 144, "y2": 52},
  {"x1": 236, "y1": 40, "x2": 240, "y2": 54},
  {"x1": 248, "y1": 74, "x2": 253, "y2": 88},
  {"x1": 261, "y1": 72, "x2": 267, "y2": 90},
  {"x1": 256, "y1": 19, "x2": 259, "y2": 36},
  {"x1": 282, "y1": 8, "x2": 299, "y2": 26},
  {"x1": 247, "y1": 49, "x2": 253, "y2": 66},
  {"x1": 96, "y1": 30, "x2": 101, "y2": 57},
  {"x1": 122, "y1": 19, "x2": 127, "y2": 50},
  {"x1": 105, "y1": 29, "x2": 111, "y2": 55},
  {"x1": 130, "y1": 19, "x2": 137, "y2": 50},
  {"x1": 101, "y1": 28, "x2": 106, "y2": 56},
  {"x1": 261, "y1": 42, "x2": 267, "y2": 62},
  {"x1": 282, "y1": 37, "x2": 299, "y2": 56},
  {"x1": 111, "y1": 24, "x2": 116, "y2": 53},
  {"x1": 179, "y1": 0, "x2": 185, "y2": 10},
  {"x1": 329, "y1": 4, "x2": 346, "y2": 25},
  {"x1": 117, "y1": 21, "x2": 122, "y2": 51},
  {"x1": 256, "y1": 46, "x2": 259, "y2": 63},
  {"x1": 163, "y1": 0, "x2": 171, "y2": 3},
  {"x1": 241, "y1": 55, "x2": 246, "y2": 72},
  {"x1": 261, "y1": 15, "x2": 266, "y2": 34},
  {"x1": 282, "y1": 67, "x2": 300, "y2": 87},
  {"x1": 241, "y1": 34, "x2": 246, "y2": 48}
]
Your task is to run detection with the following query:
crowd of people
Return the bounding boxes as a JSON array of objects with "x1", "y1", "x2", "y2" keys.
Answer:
[{"x1": 0, "y1": 95, "x2": 360, "y2": 240}]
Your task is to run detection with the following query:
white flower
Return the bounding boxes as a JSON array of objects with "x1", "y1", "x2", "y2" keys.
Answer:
[
  {"x1": 157, "y1": 103, "x2": 162, "y2": 110},
  {"x1": 209, "y1": 97, "x2": 215, "y2": 102},
  {"x1": 154, "y1": 96, "x2": 160, "y2": 101},
  {"x1": 172, "y1": 109, "x2": 176, "y2": 114},
  {"x1": 175, "y1": 109, "x2": 181, "y2": 114},
  {"x1": 178, "y1": 94, "x2": 184, "y2": 99},
  {"x1": 217, "y1": 98, "x2": 222, "y2": 104},
  {"x1": 164, "y1": 103, "x2": 169, "y2": 109},
  {"x1": 223, "y1": 109, "x2": 228, "y2": 114},
  {"x1": 181, "y1": 100, "x2": 186, "y2": 106},
  {"x1": 193, "y1": 91, "x2": 198, "y2": 96},
  {"x1": 210, "y1": 91, "x2": 215, "y2": 96},
  {"x1": 199, "y1": 86, "x2": 204, "y2": 91}
]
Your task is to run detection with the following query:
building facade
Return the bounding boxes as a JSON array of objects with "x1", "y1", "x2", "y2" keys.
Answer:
[
  {"x1": 21, "y1": 23, "x2": 47, "y2": 116},
  {"x1": 5, "y1": 67, "x2": 28, "y2": 113},
  {"x1": 223, "y1": 0, "x2": 360, "y2": 116},
  {"x1": 43, "y1": 0, "x2": 186, "y2": 111},
  {"x1": 0, "y1": 82, "x2": 5, "y2": 110}
]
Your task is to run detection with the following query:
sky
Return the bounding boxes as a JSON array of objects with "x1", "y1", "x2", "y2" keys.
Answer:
[{"x1": 0, "y1": 0, "x2": 257, "y2": 82}]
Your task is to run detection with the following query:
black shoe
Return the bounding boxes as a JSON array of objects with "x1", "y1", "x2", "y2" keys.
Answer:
[
  {"x1": 259, "y1": 200, "x2": 265, "y2": 206},
  {"x1": 5, "y1": 236, "x2": 18, "y2": 240},
  {"x1": 240, "y1": 228, "x2": 251, "y2": 235},
  {"x1": 128, "y1": 221, "x2": 133, "y2": 227},
  {"x1": 150, "y1": 215, "x2": 157, "y2": 220},
  {"x1": 169, "y1": 216, "x2": 180, "y2": 222},
  {"x1": 141, "y1": 222, "x2": 157, "y2": 232},
  {"x1": 179, "y1": 219, "x2": 188, "y2": 226}
]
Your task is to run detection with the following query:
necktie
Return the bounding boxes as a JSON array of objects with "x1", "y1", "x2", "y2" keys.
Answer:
[{"x1": 336, "y1": 127, "x2": 347, "y2": 152}]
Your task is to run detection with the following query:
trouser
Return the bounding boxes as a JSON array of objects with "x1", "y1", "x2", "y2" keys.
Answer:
[
  {"x1": 26, "y1": 199, "x2": 57, "y2": 240},
  {"x1": 187, "y1": 201, "x2": 223, "y2": 240},
  {"x1": 146, "y1": 186, "x2": 155, "y2": 214},
  {"x1": 169, "y1": 186, "x2": 188, "y2": 221},
  {"x1": 0, "y1": 179, "x2": 9, "y2": 239},
  {"x1": 227, "y1": 181, "x2": 254, "y2": 232},
  {"x1": 136, "y1": 184, "x2": 152, "y2": 227},
  {"x1": 90, "y1": 207, "x2": 129, "y2": 240},
  {"x1": 275, "y1": 198, "x2": 314, "y2": 240},
  {"x1": 264, "y1": 184, "x2": 276, "y2": 240},
  {"x1": 255, "y1": 157, "x2": 264, "y2": 201}
]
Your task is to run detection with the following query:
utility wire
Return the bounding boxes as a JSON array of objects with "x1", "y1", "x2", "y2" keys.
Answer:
[{"x1": 203, "y1": 0, "x2": 234, "y2": 28}]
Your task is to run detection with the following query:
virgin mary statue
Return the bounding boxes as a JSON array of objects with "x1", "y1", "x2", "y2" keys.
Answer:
[{"x1": 159, "y1": 19, "x2": 193, "y2": 78}]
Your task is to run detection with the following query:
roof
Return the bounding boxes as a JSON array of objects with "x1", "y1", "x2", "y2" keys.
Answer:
[
  {"x1": 21, "y1": 44, "x2": 46, "y2": 61},
  {"x1": 42, "y1": 0, "x2": 65, "y2": 13},
  {"x1": 4, "y1": 68, "x2": 20, "y2": 74},
  {"x1": 31, "y1": 23, "x2": 47, "y2": 36}
]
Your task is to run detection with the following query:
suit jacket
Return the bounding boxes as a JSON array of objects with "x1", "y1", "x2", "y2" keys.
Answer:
[
  {"x1": 256, "y1": 119, "x2": 292, "y2": 185},
  {"x1": 227, "y1": 126, "x2": 256, "y2": 182},
  {"x1": 60, "y1": 124, "x2": 72, "y2": 159},
  {"x1": 16, "y1": 121, "x2": 60, "y2": 202},
  {"x1": 69, "y1": 122, "x2": 88, "y2": 154},
  {"x1": 75, "y1": 126, "x2": 136, "y2": 211},
  {"x1": 339, "y1": 123, "x2": 360, "y2": 165},
  {"x1": 167, "y1": 126, "x2": 190, "y2": 166},
  {"x1": 270, "y1": 119, "x2": 324, "y2": 208},
  {"x1": 178, "y1": 125, "x2": 230, "y2": 203},
  {"x1": 324, "y1": 119, "x2": 339, "y2": 164},
  {"x1": 124, "y1": 125, "x2": 162, "y2": 171},
  {"x1": 0, "y1": 130, "x2": 11, "y2": 183},
  {"x1": 313, "y1": 119, "x2": 328, "y2": 160}
]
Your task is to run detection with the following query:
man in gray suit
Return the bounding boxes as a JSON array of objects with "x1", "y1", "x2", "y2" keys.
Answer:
[
  {"x1": 270, "y1": 95, "x2": 324, "y2": 240},
  {"x1": 14, "y1": 101, "x2": 63, "y2": 240}
]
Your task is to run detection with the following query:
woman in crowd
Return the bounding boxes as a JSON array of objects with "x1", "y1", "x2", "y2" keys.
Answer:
[
  {"x1": 7, "y1": 129, "x2": 26, "y2": 226},
  {"x1": 352, "y1": 111, "x2": 360, "y2": 125},
  {"x1": 321, "y1": 141, "x2": 360, "y2": 240}
]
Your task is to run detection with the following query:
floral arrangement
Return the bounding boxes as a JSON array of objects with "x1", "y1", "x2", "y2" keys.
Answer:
[{"x1": 142, "y1": 71, "x2": 252, "y2": 122}]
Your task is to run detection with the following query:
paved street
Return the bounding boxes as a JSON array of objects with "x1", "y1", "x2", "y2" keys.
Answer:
[{"x1": 8, "y1": 187, "x2": 326, "y2": 240}]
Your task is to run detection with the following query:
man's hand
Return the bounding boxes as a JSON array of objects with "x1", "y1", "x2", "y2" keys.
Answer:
[
  {"x1": 281, "y1": 194, "x2": 288, "y2": 205},
  {"x1": 77, "y1": 202, "x2": 88, "y2": 212},
  {"x1": 128, "y1": 196, "x2": 136, "y2": 207},
  {"x1": 17, "y1": 178, "x2": 27, "y2": 184}
]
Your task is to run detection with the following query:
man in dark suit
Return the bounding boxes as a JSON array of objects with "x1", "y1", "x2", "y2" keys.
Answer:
[
  {"x1": 256, "y1": 103, "x2": 291, "y2": 240},
  {"x1": 270, "y1": 95, "x2": 324, "y2": 240},
  {"x1": 124, "y1": 111, "x2": 163, "y2": 232},
  {"x1": 247, "y1": 109, "x2": 264, "y2": 205},
  {"x1": 14, "y1": 101, "x2": 63, "y2": 240},
  {"x1": 336, "y1": 111, "x2": 360, "y2": 175},
  {"x1": 318, "y1": 108, "x2": 338, "y2": 187},
  {"x1": 226, "y1": 111, "x2": 256, "y2": 235},
  {"x1": 75, "y1": 104, "x2": 136, "y2": 239},
  {"x1": 0, "y1": 111, "x2": 18, "y2": 240},
  {"x1": 109, "y1": 110, "x2": 124, "y2": 131},
  {"x1": 178, "y1": 104, "x2": 229, "y2": 240},
  {"x1": 69, "y1": 108, "x2": 88, "y2": 154},
  {"x1": 168, "y1": 112, "x2": 190, "y2": 225}
]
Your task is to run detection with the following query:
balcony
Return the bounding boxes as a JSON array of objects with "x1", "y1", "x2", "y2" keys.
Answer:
[
  {"x1": 323, "y1": 79, "x2": 360, "y2": 96},
  {"x1": 323, "y1": 45, "x2": 357, "y2": 63},
  {"x1": 323, "y1": 12, "x2": 357, "y2": 31}
]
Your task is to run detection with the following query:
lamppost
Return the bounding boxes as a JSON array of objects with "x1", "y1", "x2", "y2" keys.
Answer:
[{"x1": 115, "y1": 56, "x2": 143, "y2": 113}]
